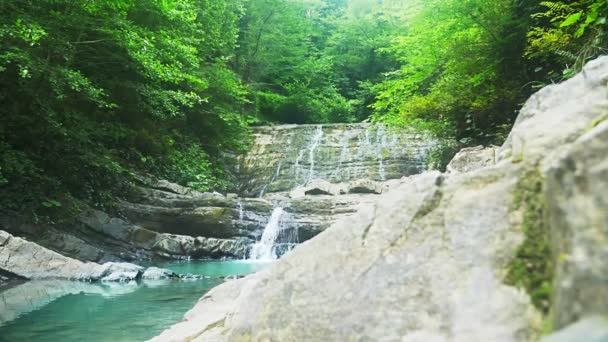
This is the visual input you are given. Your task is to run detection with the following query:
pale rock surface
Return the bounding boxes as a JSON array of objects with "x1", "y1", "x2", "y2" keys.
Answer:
[
  {"x1": 544, "y1": 120, "x2": 608, "y2": 328},
  {"x1": 0, "y1": 230, "x2": 142, "y2": 281},
  {"x1": 232, "y1": 123, "x2": 439, "y2": 196},
  {"x1": 447, "y1": 145, "x2": 497, "y2": 173},
  {"x1": 141, "y1": 267, "x2": 178, "y2": 280}
]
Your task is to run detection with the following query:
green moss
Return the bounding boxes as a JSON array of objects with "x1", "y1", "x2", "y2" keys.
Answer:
[
  {"x1": 589, "y1": 113, "x2": 608, "y2": 130},
  {"x1": 505, "y1": 169, "x2": 554, "y2": 315}
]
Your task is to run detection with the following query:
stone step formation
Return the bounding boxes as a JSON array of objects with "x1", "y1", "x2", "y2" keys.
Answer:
[{"x1": 1, "y1": 124, "x2": 439, "y2": 262}]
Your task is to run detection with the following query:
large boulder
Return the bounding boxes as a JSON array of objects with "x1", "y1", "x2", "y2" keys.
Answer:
[
  {"x1": 544, "y1": 120, "x2": 608, "y2": 328},
  {"x1": 0, "y1": 230, "x2": 142, "y2": 281},
  {"x1": 150, "y1": 57, "x2": 608, "y2": 341}
]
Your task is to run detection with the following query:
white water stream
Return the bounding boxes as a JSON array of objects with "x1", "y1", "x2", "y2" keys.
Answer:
[
  {"x1": 308, "y1": 125, "x2": 324, "y2": 181},
  {"x1": 250, "y1": 207, "x2": 285, "y2": 260}
]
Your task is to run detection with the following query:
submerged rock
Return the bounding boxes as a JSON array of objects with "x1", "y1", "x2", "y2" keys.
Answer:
[
  {"x1": 150, "y1": 57, "x2": 608, "y2": 341},
  {"x1": 0, "y1": 280, "x2": 141, "y2": 326}
]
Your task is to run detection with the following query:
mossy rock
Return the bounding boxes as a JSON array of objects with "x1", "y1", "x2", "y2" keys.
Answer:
[{"x1": 505, "y1": 168, "x2": 554, "y2": 315}]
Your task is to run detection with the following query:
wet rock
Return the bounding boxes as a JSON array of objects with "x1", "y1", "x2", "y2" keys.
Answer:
[
  {"x1": 99, "y1": 263, "x2": 143, "y2": 282},
  {"x1": 118, "y1": 193, "x2": 273, "y2": 240},
  {"x1": 79, "y1": 210, "x2": 250, "y2": 259},
  {"x1": 142, "y1": 267, "x2": 178, "y2": 280}
]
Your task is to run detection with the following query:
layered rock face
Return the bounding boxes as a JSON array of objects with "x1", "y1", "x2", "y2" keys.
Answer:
[
  {"x1": 2, "y1": 124, "x2": 436, "y2": 262},
  {"x1": 151, "y1": 57, "x2": 608, "y2": 341},
  {"x1": 233, "y1": 124, "x2": 437, "y2": 197}
]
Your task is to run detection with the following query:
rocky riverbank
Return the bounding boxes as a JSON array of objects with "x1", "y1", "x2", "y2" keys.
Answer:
[{"x1": 150, "y1": 57, "x2": 608, "y2": 341}]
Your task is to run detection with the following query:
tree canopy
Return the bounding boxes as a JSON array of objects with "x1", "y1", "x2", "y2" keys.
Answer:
[{"x1": 1, "y1": 0, "x2": 606, "y2": 219}]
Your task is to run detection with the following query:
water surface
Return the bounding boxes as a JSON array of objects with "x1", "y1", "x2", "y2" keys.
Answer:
[{"x1": 0, "y1": 260, "x2": 268, "y2": 342}]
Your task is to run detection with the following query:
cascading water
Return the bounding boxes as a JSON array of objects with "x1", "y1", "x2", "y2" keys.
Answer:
[
  {"x1": 235, "y1": 123, "x2": 439, "y2": 261},
  {"x1": 376, "y1": 125, "x2": 387, "y2": 181},
  {"x1": 331, "y1": 131, "x2": 351, "y2": 180},
  {"x1": 237, "y1": 123, "x2": 437, "y2": 196},
  {"x1": 250, "y1": 207, "x2": 285, "y2": 260},
  {"x1": 237, "y1": 201, "x2": 244, "y2": 221},
  {"x1": 259, "y1": 161, "x2": 282, "y2": 198},
  {"x1": 308, "y1": 125, "x2": 324, "y2": 181}
]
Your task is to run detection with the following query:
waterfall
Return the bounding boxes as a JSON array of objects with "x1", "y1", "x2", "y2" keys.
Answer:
[
  {"x1": 308, "y1": 125, "x2": 324, "y2": 181},
  {"x1": 250, "y1": 207, "x2": 285, "y2": 260},
  {"x1": 376, "y1": 125, "x2": 387, "y2": 181},
  {"x1": 259, "y1": 161, "x2": 282, "y2": 198},
  {"x1": 237, "y1": 201, "x2": 244, "y2": 221},
  {"x1": 332, "y1": 131, "x2": 351, "y2": 180},
  {"x1": 294, "y1": 149, "x2": 305, "y2": 182}
]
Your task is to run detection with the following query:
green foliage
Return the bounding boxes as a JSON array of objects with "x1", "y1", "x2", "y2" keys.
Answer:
[
  {"x1": 426, "y1": 140, "x2": 462, "y2": 172},
  {"x1": 370, "y1": 0, "x2": 529, "y2": 145},
  {"x1": 236, "y1": 0, "x2": 409, "y2": 124},
  {"x1": 0, "y1": 0, "x2": 248, "y2": 219},
  {"x1": 2, "y1": 0, "x2": 605, "y2": 223},
  {"x1": 506, "y1": 169, "x2": 554, "y2": 315},
  {"x1": 527, "y1": 0, "x2": 608, "y2": 80}
]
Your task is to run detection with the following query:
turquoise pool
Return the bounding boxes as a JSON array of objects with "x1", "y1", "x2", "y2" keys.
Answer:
[{"x1": 0, "y1": 260, "x2": 268, "y2": 342}]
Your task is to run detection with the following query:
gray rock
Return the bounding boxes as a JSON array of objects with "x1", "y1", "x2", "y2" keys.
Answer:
[
  {"x1": 447, "y1": 145, "x2": 497, "y2": 173},
  {"x1": 499, "y1": 56, "x2": 608, "y2": 164},
  {"x1": 0, "y1": 230, "x2": 142, "y2": 281},
  {"x1": 231, "y1": 124, "x2": 439, "y2": 196},
  {"x1": 346, "y1": 178, "x2": 384, "y2": 194},
  {"x1": 303, "y1": 179, "x2": 337, "y2": 196},
  {"x1": 289, "y1": 179, "x2": 341, "y2": 198},
  {"x1": 545, "y1": 121, "x2": 608, "y2": 328},
  {"x1": 150, "y1": 179, "x2": 204, "y2": 197},
  {"x1": 78, "y1": 210, "x2": 251, "y2": 259},
  {"x1": 541, "y1": 316, "x2": 608, "y2": 342},
  {"x1": 99, "y1": 263, "x2": 143, "y2": 282},
  {"x1": 142, "y1": 267, "x2": 178, "y2": 280}
]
